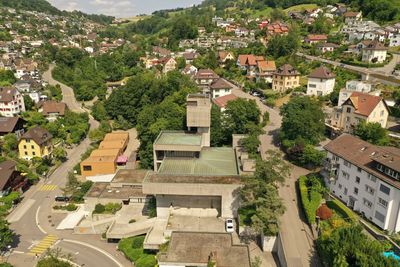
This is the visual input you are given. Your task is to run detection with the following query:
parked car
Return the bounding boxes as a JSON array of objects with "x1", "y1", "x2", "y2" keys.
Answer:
[
  {"x1": 225, "y1": 218, "x2": 234, "y2": 233},
  {"x1": 55, "y1": 196, "x2": 70, "y2": 202}
]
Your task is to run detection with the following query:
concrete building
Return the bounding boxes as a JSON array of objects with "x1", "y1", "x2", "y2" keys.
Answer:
[
  {"x1": 18, "y1": 126, "x2": 52, "y2": 160},
  {"x1": 323, "y1": 134, "x2": 400, "y2": 232},
  {"x1": 0, "y1": 87, "x2": 25, "y2": 117},
  {"x1": 307, "y1": 66, "x2": 336, "y2": 96},
  {"x1": 327, "y1": 92, "x2": 389, "y2": 134},
  {"x1": 362, "y1": 40, "x2": 388, "y2": 63},
  {"x1": 158, "y1": 232, "x2": 251, "y2": 267},
  {"x1": 272, "y1": 64, "x2": 300, "y2": 92}
]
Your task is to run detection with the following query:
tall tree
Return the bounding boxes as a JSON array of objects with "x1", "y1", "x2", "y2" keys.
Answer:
[{"x1": 354, "y1": 121, "x2": 390, "y2": 145}]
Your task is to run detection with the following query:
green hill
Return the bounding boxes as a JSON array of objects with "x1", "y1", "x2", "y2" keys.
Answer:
[{"x1": 0, "y1": 0, "x2": 62, "y2": 15}]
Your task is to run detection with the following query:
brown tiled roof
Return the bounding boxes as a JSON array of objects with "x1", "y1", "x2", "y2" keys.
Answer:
[
  {"x1": 218, "y1": 51, "x2": 233, "y2": 61},
  {"x1": 238, "y1": 54, "x2": 263, "y2": 66},
  {"x1": 0, "y1": 117, "x2": 24, "y2": 133},
  {"x1": 41, "y1": 101, "x2": 67, "y2": 116},
  {"x1": 21, "y1": 126, "x2": 52, "y2": 145},
  {"x1": 317, "y1": 42, "x2": 339, "y2": 48},
  {"x1": 213, "y1": 94, "x2": 238, "y2": 108},
  {"x1": 308, "y1": 66, "x2": 336, "y2": 79},
  {"x1": 0, "y1": 87, "x2": 18, "y2": 102},
  {"x1": 344, "y1": 11, "x2": 361, "y2": 17},
  {"x1": 210, "y1": 78, "x2": 232, "y2": 90},
  {"x1": 257, "y1": 60, "x2": 276, "y2": 72},
  {"x1": 194, "y1": 69, "x2": 219, "y2": 79},
  {"x1": 324, "y1": 134, "x2": 400, "y2": 189},
  {"x1": 363, "y1": 40, "x2": 387, "y2": 51},
  {"x1": 183, "y1": 52, "x2": 198, "y2": 60},
  {"x1": 275, "y1": 64, "x2": 299, "y2": 76},
  {"x1": 0, "y1": 160, "x2": 17, "y2": 190},
  {"x1": 306, "y1": 34, "x2": 328, "y2": 41},
  {"x1": 343, "y1": 92, "x2": 384, "y2": 117}
]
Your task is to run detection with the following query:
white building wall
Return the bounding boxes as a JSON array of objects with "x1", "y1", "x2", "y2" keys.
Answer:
[
  {"x1": 326, "y1": 151, "x2": 400, "y2": 233},
  {"x1": 307, "y1": 77, "x2": 335, "y2": 96},
  {"x1": 362, "y1": 50, "x2": 387, "y2": 63},
  {"x1": 211, "y1": 88, "x2": 232, "y2": 99}
]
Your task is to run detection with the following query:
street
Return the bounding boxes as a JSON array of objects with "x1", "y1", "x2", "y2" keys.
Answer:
[
  {"x1": 231, "y1": 86, "x2": 319, "y2": 267},
  {"x1": 6, "y1": 67, "x2": 131, "y2": 267}
]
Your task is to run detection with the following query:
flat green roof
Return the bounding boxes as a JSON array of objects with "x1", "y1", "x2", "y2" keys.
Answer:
[
  {"x1": 155, "y1": 131, "x2": 202, "y2": 146},
  {"x1": 158, "y1": 147, "x2": 239, "y2": 176}
]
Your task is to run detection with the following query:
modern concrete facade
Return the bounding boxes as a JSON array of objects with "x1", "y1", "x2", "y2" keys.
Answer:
[{"x1": 323, "y1": 134, "x2": 400, "y2": 232}]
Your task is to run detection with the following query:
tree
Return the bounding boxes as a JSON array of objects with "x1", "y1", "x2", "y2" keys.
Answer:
[
  {"x1": 224, "y1": 98, "x2": 261, "y2": 136},
  {"x1": 280, "y1": 96, "x2": 325, "y2": 146},
  {"x1": 2, "y1": 133, "x2": 18, "y2": 153},
  {"x1": 0, "y1": 218, "x2": 14, "y2": 251},
  {"x1": 299, "y1": 144, "x2": 326, "y2": 168},
  {"x1": 37, "y1": 248, "x2": 73, "y2": 267},
  {"x1": 0, "y1": 69, "x2": 16, "y2": 86},
  {"x1": 91, "y1": 101, "x2": 109, "y2": 121},
  {"x1": 23, "y1": 95, "x2": 34, "y2": 111},
  {"x1": 354, "y1": 121, "x2": 390, "y2": 145},
  {"x1": 53, "y1": 147, "x2": 67, "y2": 162},
  {"x1": 176, "y1": 57, "x2": 186, "y2": 70}
]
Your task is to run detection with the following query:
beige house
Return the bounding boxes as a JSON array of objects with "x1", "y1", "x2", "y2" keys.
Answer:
[
  {"x1": 272, "y1": 64, "x2": 300, "y2": 92},
  {"x1": 362, "y1": 40, "x2": 388, "y2": 63},
  {"x1": 327, "y1": 92, "x2": 389, "y2": 133},
  {"x1": 161, "y1": 57, "x2": 177, "y2": 73}
]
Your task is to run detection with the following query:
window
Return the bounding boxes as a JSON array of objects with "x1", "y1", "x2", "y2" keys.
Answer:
[
  {"x1": 32, "y1": 152, "x2": 36, "y2": 156},
  {"x1": 380, "y1": 110, "x2": 384, "y2": 116},
  {"x1": 309, "y1": 84, "x2": 317, "y2": 88},
  {"x1": 346, "y1": 107, "x2": 352, "y2": 113},
  {"x1": 31, "y1": 145, "x2": 34, "y2": 149},
  {"x1": 24, "y1": 151, "x2": 28, "y2": 155},
  {"x1": 365, "y1": 185, "x2": 375, "y2": 195},
  {"x1": 342, "y1": 171, "x2": 350, "y2": 179},
  {"x1": 368, "y1": 173, "x2": 377, "y2": 182},
  {"x1": 339, "y1": 184, "x2": 342, "y2": 189},
  {"x1": 380, "y1": 184, "x2": 391, "y2": 195},
  {"x1": 378, "y1": 198, "x2": 388, "y2": 208},
  {"x1": 363, "y1": 198, "x2": 372, "y2": 208},
  {"x1": 357, "y1": 167, "x2": 362, "y2": 173},
  {"x1": 26, "y1": 139, "x2": 30, "y2": 143},
  {"x1": 377, "y1": 164, "x2": 384, "y2": 172},
  {"x1": 344, "y1": 187, "x2": 348, "y2": 195},
  {"x1": 375, "y1": 211, "x2": 385, "y2": 223},
  {"x1": 354, "y1": 187, "x2": 359, "y2": 195},
  {"x1": 83, "y1": 166, "x2": 92, "y2": 171},
  {"x1": 355, "y1": 176, "x2": 360, "y2": 184},
  {"x1": 23, "y1": 145, "x2": 26, "y2": 149}
]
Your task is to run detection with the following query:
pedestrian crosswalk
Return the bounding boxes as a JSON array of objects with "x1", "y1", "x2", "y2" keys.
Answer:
[
  {"x1": 28, "y1": 235, "x2": 58, "y2": 256},
  {"x1": 39, "y1": 184, "x2": 57, "y2": 191}
]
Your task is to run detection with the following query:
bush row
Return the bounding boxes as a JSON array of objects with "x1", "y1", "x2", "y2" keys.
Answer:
[{"x1": 299, "y1": 176, "x2": 322, "y2": 225}]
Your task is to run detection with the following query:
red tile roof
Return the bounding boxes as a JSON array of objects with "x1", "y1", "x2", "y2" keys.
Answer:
[
  {"x1": 213, "y1": 94, "x2": 238, "y2": 108},
  {"x1": 344, "y1": 92, "x2": 384, "y2": 117}
]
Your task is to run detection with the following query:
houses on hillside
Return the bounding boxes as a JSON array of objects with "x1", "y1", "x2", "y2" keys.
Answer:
[{"x1": 307, "y1": 66, "x2": 336, "y2": 97}]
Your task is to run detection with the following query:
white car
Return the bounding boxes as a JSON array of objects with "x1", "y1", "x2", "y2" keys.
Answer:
[{"x1": 225, "y1": 218, "x2": 234, "y2": 233}]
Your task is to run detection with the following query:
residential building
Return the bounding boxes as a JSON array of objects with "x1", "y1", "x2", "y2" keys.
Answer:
[
  {"x1": 39, "y1": 101, "x2": 67, "y2": 121},
  {"x1": 305, "y1": 34, "x2": 328, "y2": 44},
  {"x1": 182, "y1": 52, "x2": 198, "y2": 64},
  {"x1": 0, "y1": 117, "x2": 25, "y2": 139},
  {"x1": 322, "y1": 134, "x2": 400, "y2": 232},
  {"x1": 193, "y1": 69, "x2": 220, "y2": 92},
  {"x1": 218, "y1": 51, "x2": 235, "y2": 66},
  {"x1": 362, "y1": 40, "x2": 388, "y2": 63},
  {"x1": 272, "y1": 64, "x2": 300, "y2": 92},
  {"x1": 0, "y1": 87, "x2": 25, "y2": 117},
  {"x1": 327, "y1": 92, "x2": 389, "y2": 134},
  {"x1": 80, "y1": 132, "x2": 129, "y2": 177},
  {"x1": 0, "y1": 160, "x2": 28, "y2": 197},
  {"x1": 182, "y1": 64, "x2": 198, "y2": 76},
  {"x1": 344, "y1": 11, "x2": 362, "y2": 24},
  {"x1": 160, "y1": 57, "x2": 177, "y2": 73},
  {"x1": 212, "y1": 93, "x2": 238, "y2": 112},
  {"x1": 210, "y1": 78, "x2": 233, "y2": 99},
  {"x1": 307, "y1": 66, "x2": 336, "y2": 96},
  {"x1": 18, "y1": 126, "x2": 52, "y2": 160},
  {"x1": 257, "y1": 60, "x2": 276, "y2": 83},
  {"x1": 237, "y1": 54, "x2": 264, "y2": 77},
  {"x1": 266, "y1": 22, "x2": 289, "y2": 37},
  {"x1": 337, "y1": 80, "x2": 374, "y2": 106},
  {"x1": 389, "y1": 34, "x2": 400, "y2": 47},
  {"x1": 158, "y1": 232, "x2": 251, "y2": 267},
  {"x1": 317, "y1": 43, "x2": 339, "y2": 53}
]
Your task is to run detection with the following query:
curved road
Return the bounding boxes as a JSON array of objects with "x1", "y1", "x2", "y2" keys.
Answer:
[{"x1": 7, "y1": 67, "x2": 130, "y2": 267}]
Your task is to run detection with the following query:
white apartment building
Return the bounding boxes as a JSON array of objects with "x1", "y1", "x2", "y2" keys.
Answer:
[
  {"x1": 0, "y1": 87, "x2": 26, "y2": 117},
  {"x1": 323, "y1": 134, "x2": 400, "y2": 232},
  {"x1": 362, "y1": 40, "x2": 388, "y2": 63},
  {"x1": 337, "y1": 80, "x2": 374, "y2": 106},
  {"x1": 307, "y1": 66, "x2": 336, "y2": 96}
]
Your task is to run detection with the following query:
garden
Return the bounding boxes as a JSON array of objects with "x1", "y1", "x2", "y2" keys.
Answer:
[{"x1": 118, "y1": 236, "x2": 157, "y2": 267}]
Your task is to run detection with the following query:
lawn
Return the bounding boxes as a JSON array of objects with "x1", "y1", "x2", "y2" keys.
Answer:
[
  {"x1": 249, "y1": 7, "x2": 274, "y2": 18},
  {"x1": 118, "y1": 236, "x2": 157, "y2": 267},
  {"x1": 284, "y1": 4, "x2": 318, "y2": 12}
]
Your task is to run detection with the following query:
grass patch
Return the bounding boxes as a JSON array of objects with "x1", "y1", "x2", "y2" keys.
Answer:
[
  {"x1": 284, "y1": 4, "x2": 318, "y2": 12},
  {"x1": 326, "y1": 199, "x2": 356, "y2": 222},
  {"x1": 238, "y1": 206, "x2": 256, "y2": 226},
  {"x1": 118, "y1": 236, "x2": 157, "y2": 267},
  {"x1": 249, "y1": 7, "x2": 273, "y2": 18}
]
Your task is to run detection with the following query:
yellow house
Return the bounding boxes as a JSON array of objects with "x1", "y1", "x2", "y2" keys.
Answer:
[
  {"x1": 272, "y1": 64, "x2": 300, "y2": 92},
  {"x1": 18, "y1": 126, "x2": 53, "y2": 160}
]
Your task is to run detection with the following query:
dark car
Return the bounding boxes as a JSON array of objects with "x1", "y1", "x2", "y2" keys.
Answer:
[{"x1": 55, "y1": 196, "x2": 70, "y2": 202}]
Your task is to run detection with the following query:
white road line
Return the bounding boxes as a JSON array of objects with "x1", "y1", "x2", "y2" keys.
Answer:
[
  {"x1": 63, "y1": 239, "x2": 124, "y2": 267},
  {"x1": 36, "y1": 206, "x2": 47, "y2": 234}
]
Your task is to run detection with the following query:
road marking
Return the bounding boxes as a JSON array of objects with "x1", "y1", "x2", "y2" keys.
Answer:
[
  {"x1": 28, "y1": 235, "x2": 58, "y2": 256},
  {"x1": 7, "y1": 199, "x2": 36, "y2": 223},
  {"x1": 39, "y1": 184, "x2": 58, "y2": 191},
  {"x1": 36, "y1": 206, "x2": 47, "y2": 234},
  {"x1": 63, "y1": 239, "x2": 124, "y2": 267}
]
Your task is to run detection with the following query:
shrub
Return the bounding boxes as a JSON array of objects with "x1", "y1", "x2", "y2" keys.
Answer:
[
  {"x1": 94, "y1": 203, "x2": 105, "y2": 213},
  {"x1": 299, "y1": 176, "x2": 322, "y2": 224},
  {"x1": 66, "y1": 204, "x2": 78, "y2": 211},
  {"x1": 131, "y1": 236, "x2": 145, "y2": 249},
  {"x1": 135, "y1": 254, "x2": 157, "y2": 267},
  {"x1": 118, "y1": 237, "x2": 145, "y2": 262},
  {"x1": 147, "y1": 197, "x2": 156, "y2": 218},
  {"x1": 104, "y1": 203, "x2": 122, "y2": 214}
]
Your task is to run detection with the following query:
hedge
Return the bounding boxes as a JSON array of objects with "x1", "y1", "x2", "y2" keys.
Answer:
[
  {"x1": 299, "y1": 176, "x2": 322, "y2": 225},
  {"x1": 326, "y1": 199, "x2": 356, "y2": 222}
]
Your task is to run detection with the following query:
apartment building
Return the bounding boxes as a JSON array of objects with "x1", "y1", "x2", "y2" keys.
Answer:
[
  {"x1": 327, "y1": 92, "x2": 389, "y2": 134},
  {"x1": 306, "y1": 66, "x2": 336, "y2": 96},
  {"x1": 362, "y1": 40, "x2": 388, "y2": 63},
  {"x1": 209, "y1": 78, "x2": 233, "y2": 99},
  {"x1": 18, "y1": 126, "x2": 52, "y2": 160},
  {"x1": 272, "y1": 64, "x2": 300, "y2": 92},
  {"x1": 0, "y1": 87, "x2": 25, "y2": 117},
  {"x1": 338, "y1": 80, "x2": 376, "y2": 107},
  {"x1": 323, "y1": 134, "x2": 400, "y2": 232}
]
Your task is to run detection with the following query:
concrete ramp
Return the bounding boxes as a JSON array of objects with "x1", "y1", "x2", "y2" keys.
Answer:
[
  {"x1": 143, "y1": 219, "x2": 168, "y2": 250},
  {"x1": 106, "y1": 218, "x2": 157, "y2": 239},
  {"x1": 57, "y1": 207, "x2": 89, "y2": 230},
  {"x1": 74, "y1": 216, "x2": 116, "y2": 234}
]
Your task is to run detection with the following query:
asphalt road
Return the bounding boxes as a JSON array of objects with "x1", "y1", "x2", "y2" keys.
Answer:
[
  {"x1": 231, "y1": 84, "x2": 319, "y2": 267},
  {"x1": 6, "y1": 67, "x2": 131, "y2": 267}
]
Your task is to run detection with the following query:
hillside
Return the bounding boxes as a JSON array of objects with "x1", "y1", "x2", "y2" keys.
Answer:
[{"x1": 0, "y1": 0, "x2": 114, "y2": 25}]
